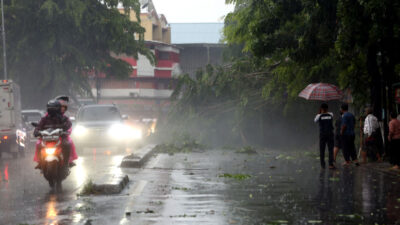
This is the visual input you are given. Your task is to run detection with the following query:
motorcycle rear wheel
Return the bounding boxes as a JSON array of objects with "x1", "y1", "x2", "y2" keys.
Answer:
[
  {"x1": 56, "y1": 181, "x2": 62, "y2": 192},
  {"x1": 48, "y1": 180, "x2": 54, "y2": 188}
]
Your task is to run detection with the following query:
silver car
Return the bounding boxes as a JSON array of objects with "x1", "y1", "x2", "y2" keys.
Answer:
[{"x1": 71, "y1": 105, "x2": 142, "y2": 153}]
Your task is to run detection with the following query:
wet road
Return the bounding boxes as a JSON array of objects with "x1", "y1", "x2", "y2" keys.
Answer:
[
  {"x1": 0, "y1": 147, "x2": 126, "y2": 225},
  {"x1": 1, "y1": 147, "x2": 400, "y2": 224}
]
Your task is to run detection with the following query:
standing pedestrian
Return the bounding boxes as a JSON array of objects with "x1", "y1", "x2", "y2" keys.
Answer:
[
  {"x1": 333, "y1": 112, "x2": 342, "y2": 162},
  {"x1": 358, "y1": 114, "x2": 366, "y2": 161},
  {"x1": 314, "y1": 103, "x2": 335, "y2": 169},
  {"x1": 340, "y1": 104, "x2": 360, "y2": 166},
  {"x1": 363, "y1": 107, "x2": 382, "y2": 163},
  {"x1": 388, "y1": 112, "x2": 400, "y2": 170}
]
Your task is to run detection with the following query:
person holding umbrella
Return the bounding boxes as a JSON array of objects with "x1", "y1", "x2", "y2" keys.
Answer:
[
  {"x1": 299, "y1": 83, "x2": 345, "y2": 168},
  {"x1": 314, "y1": 103, "x2": 335, "y2": 169}
]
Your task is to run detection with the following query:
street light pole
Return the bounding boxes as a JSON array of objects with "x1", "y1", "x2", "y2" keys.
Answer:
[{"x1": 1, "y1": 0, "x2": 7, "y2": 80}]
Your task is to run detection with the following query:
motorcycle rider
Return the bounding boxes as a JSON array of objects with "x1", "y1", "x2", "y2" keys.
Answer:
[
  {"x1": 34, "y1": 100, "x2": 72, "y2": 169},
  {"x1": 55, "y1": 95, "x2": 78, "y2": 166}
]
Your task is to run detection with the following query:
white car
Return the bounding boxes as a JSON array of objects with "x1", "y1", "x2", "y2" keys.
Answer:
[
  {"x1": 72, "y1": 104, "x2": 142, "y2": 152},
  {"x1": 22, "y1": 109, "x2": 45, "y2": 145}
]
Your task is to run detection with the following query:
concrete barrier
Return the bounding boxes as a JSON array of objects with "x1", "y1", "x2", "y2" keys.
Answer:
[{"x1": 120, "y1": 144, "x2": 156, "y2": 168}]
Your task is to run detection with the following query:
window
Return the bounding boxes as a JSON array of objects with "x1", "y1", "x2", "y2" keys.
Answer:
[
  {"x1": 79, "y1": 107, "x2": 121, "y2": 122},
  {"x1": 158, "y1": 51, "x2": 170, "y2": 60}
]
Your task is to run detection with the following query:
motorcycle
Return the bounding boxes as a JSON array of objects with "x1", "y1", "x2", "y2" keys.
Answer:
[{"x1": 32, "y1": 123, "x2": 70, "y2": 191}]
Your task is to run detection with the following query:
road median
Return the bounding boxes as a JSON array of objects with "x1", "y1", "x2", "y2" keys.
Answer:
[
  {"x1": 79, "y1": 175, "x2": 130, "y2": 195},
  {"x1": 120, "y1": 144, "x2": 156, "y2": 168}
]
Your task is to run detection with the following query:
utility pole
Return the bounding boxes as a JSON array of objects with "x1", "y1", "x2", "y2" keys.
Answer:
[
  {"x1": 1, "y1": 0, "x2": 7, "y2": 80},
  {"x1": 96, "y1": 72, "x2": 101, "y2": 104}
]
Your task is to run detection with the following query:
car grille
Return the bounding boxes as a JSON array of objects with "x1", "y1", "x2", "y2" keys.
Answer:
[{"x1": 88, "y1": 128, "x2": 107, "y2": 136}]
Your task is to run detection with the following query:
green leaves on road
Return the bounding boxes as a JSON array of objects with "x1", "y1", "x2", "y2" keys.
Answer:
[
  {"x1": 154, "y1": 134, "x2": 205, "y2": 155},
  {"x1": 219, "y1": 173, "x2": 251, "y2": 181},
  {"x1": 235, "y1": 146, "x2": 258, "y2": 154},
  {"x1": 79, "y1": 180, "x2": 98, "y2": 196}
]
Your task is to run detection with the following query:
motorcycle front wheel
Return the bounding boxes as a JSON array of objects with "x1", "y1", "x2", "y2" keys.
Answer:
[{"x1": 44, "y1": 161, "x2": 60, "y2": 189}]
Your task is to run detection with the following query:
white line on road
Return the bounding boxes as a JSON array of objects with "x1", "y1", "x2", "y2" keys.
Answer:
[
  {"x1": 146, "y1": 154, "x2": 161, "y2": 169},
  {"x1": 120, "y1": 180, "x2": 148, "y2": 225},
  {"x1": 131, "y1": 180, "x2": 148, "y2": 196}
]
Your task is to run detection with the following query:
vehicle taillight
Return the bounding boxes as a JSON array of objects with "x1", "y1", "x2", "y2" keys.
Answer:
[{"x1": 3, "y1": 136, "x2": 8, "y2": 140}]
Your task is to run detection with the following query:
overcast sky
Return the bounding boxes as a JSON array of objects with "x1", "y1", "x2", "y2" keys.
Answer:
[{"x1": 151, "y1": 0, "x2": 234, "y2": 23}]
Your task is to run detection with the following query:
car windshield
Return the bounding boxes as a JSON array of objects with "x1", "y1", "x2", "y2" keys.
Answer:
[
  {"x1": 79, "y1": 107, "x2": 121, "y2": 122},
  {"x1": 23, "y1": 113, "x2": 42, "y2": 123}
]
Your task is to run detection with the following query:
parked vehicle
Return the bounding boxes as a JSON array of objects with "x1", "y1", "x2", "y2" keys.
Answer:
[
  {"x1": 0, "y1": 80, "x2": 26, "y2": 158},
  {"x1": 72, "y1": 104, "x2": 142, "y2": 153},
  {"x1": 32, "y1": 123, "x2": 70, "y2": 191}
]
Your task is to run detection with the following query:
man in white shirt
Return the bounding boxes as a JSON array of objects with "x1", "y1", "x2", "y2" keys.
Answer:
[
  {"x1": 314, "y1": 103, "x2": 335, "y2": 169},
  {"x1": 364, "y1": 108, "x2": 379, "y2": 136},
  {"x1": 362, "y1": 107, "x2": 381, "y2": 163}
]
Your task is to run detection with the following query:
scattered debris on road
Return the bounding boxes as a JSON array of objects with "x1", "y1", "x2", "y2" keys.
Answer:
[
  {"x1": 218, "y1": 173, "x2": 251, "y2": 180},
  {"x1": 154, "y1": 135, "x2": 205, "y2": 155},
  {"x1": 79, "y1": 175, "x2": 130, "y2": 195},
  {"x1": 136, "y1": 208, "x2": 155, "y2": 214},
  {"x1": 235, "y1": 146, "x2": 258, "y2": 154}
]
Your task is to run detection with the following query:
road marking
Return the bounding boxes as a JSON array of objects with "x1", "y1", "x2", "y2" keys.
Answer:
[
  {"x1": 146, "y1": 154, "x2": 161, "y2": 169},
  {"x1": 131, "y1": 180, "x2": 147, "y2": 196},
  {"x1": 120, "y1": 180, "x2": 148, "y2": 225}
]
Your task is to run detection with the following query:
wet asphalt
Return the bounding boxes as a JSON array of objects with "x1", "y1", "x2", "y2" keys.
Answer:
[{"x1": 0, "y1": 146, "x2": 400, "y2": 225}]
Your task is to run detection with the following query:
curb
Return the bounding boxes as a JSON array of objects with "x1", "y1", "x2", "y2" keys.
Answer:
[
  {"x1": 90, "y1": 175, "x2": 130, "y2": 195},
  {"x1": 120, "y1": 144, "x2": 156, "y2": 168}
]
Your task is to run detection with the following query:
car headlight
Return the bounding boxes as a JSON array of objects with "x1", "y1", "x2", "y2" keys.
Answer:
[
  {"x1": 130, "y1": 128, "x2": 142, "y2": 140},
  {"x1": 108, "y1": 124, "x2": 127, "y2": 140},
  {"x1": 108, "y1": 124, "x2": 143, "y2": 140},
  {"x1": 73, "y1": 125, "x2": 88, "y2": 137}
]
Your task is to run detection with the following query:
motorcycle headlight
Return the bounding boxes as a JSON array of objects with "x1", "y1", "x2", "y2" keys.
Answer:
[
  {"x1": 45, "y1": 148, "x2": 56, "y2": 155},
  {"x1": 73, "y1": 125, "x2": 88, "y2": 137}
]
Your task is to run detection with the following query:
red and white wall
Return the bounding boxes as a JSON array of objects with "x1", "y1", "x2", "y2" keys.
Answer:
[{"x1": 90, "y1": 42, "x2": 181, "y2": 101}]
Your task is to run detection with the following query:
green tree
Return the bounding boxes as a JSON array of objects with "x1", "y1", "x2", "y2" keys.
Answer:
[
  {"x1": 224, "y1": 0, "x2": 340, "y2": 103},
  {"x1": 336, "y1": 0, "x2": 400, "y2": 118},
  {"x1": 163, "y1": 0, "x2": 343, "y2": 147},
  {"x1": 2, "y1": 0, "x2": 153, "y2": 107}
]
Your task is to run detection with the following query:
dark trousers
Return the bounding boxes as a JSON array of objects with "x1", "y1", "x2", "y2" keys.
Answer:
[
  {"x1": 389, "y1": 139, "x2": 400, "y2": 166},
  {"x1": 342, "y1": 135, "x2": 357, "y2": 162},
  {"x1": 320, "y1": 134, "x2": 334, "y2": 167},
  {"x1": 61, "y1": 139, "x2": 71, "y2": 165}
]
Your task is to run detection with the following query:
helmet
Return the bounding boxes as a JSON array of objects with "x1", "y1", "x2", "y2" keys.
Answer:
[
  {"x1": 55, "y1": 95, "x2": 69, "y2": 103},
  {"x1": 55, "y1": 95, "x2": 69, "y2": 111},
  {"x1": 47, "y1": 100, "x2": 61, "y2": 116}
]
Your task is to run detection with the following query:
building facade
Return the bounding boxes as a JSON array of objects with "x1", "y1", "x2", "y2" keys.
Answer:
[
  {"x1": 170, "y1": 23, "x2": 226, "y2": 78},
  {"x1": 85, "y1": 0, "x2": 181, "y2": 118}
]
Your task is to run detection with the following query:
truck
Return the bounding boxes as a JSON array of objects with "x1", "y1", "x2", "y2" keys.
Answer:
[{"x1": 0, "y1": 80, "x2": 26, "y2": 158}]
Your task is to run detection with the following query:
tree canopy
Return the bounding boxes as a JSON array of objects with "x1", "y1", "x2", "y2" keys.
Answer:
[
  {"x1": 2, "y1": 0, "x2": 152, "y2": 107},
  {"x1": 224, "y1": 0, "x2": 339, "y2": 102},
  {"x1": 224, "y1": 0, "x2": 400, "y2": 112},
  {"x1": 166, "y1": 0, "x2": 400, "y2": 147}
]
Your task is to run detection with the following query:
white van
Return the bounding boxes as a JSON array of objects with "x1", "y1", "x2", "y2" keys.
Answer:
[{"x1": 0, "y1": 80, "x2": 26, "y2": 158}]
